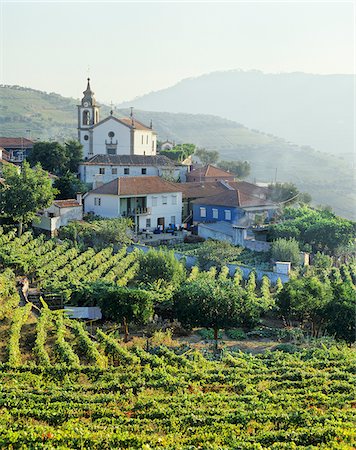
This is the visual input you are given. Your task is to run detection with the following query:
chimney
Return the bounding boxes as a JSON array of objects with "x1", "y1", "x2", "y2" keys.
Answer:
[{"x1": 76, "y1": 192, "x2": 83, "y2": 205}]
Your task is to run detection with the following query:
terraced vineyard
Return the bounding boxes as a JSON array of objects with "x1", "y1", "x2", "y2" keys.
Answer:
[
  {"x1": 0, "y1": 230, "x2": 140, "y2": 299},
  {"x1": 0, "y1": 305, "x2": 355, "y2": 449}
]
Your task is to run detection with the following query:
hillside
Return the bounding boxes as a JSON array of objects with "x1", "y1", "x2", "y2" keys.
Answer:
[
  {"x1": 0, "y1": 85, "x2": 354, "y2": 220},
  {"x1": 120, "y1": 70, "x2": 355, "y2": 159}
]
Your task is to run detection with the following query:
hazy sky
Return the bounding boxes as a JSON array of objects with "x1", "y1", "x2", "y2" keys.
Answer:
[{"x1": 1, "y1": 1, "x2": 354, "y2": 103}]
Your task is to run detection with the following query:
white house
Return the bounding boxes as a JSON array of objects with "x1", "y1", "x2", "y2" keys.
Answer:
[
  {"x1": 79, "y1": 154, "x2": 188, "y2": 186},
  {"x1": 78, "y1": 79, "x2": 157, "y2": 158},
  {"x1": 32, "y1": 198, "x2": 83, "y2": 236},
  {"x1": 84, "y1": 176, "x2": 182, "y2": 231}
]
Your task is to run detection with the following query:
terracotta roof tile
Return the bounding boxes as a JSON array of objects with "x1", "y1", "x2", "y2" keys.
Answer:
[
  {"x1": 88, "y1": 176, "x2": 181, "y2": 196},
  {"x1": 0, "y1": 137, "x2": 34, "y2": 148},
  {"x1": 187, "y1": 164, "x2": 234, "y2": 179},
  {"x1": 192, "y1": 189, "x2": 276, "y2": 208},
  {"x1": 173, "y1": 181, "x2": 229, "y2": 199},
  {"x1": 53, "y1": 199, "x2": 81, "y2": 208}
]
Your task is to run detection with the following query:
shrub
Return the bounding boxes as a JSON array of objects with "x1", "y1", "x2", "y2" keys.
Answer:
[{"x1": 271, "y1": 238, "x2": 300, "y2": 266}]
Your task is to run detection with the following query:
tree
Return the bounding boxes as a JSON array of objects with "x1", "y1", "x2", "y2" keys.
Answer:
[
  {"x1": 277, "y1": 274, "x2": 333, "y2": 337},
  {"x1": 218, "y1": 160, "x2": 251, "y2": 178},
  {"x1": 138, "y1": 249, "x2": 186, "y2": 287},
  {"x1": 174, "y1": 267, "x2": 265, "y2": 348},
  {"x1": 77, "y1": 281, "x2": 154, "y2": 340},
  {"x1": 160, "y1": 143, "x2": 196, "y2": 162},
  {"x1": 59, "y1": 218, "x2": 133, "y2": 249},
  {"x1": 268, "y1": 182, "x2": 300, "y2": 204},
  {"x1": 65, "y1": 140, "x2": 83, "y2": 173},
  {"x1": 27, "y1": 142, "x2": 69, "y2": 175},
  {"x1": 0, "y1": 162, "x2": 56, "y2": 235},
  {"x1": 194, "y1": 148, "x2": 219, "y2": 165},
  {"x1": 271, "y1": 238, "x2": 300, "y2": 266},
  {"x1": 194, "y1": 240, "x2": 243, "y2": 270},
  {"x1": 325, "y1": 280, "x2": 355, "y2": 343},
  {"x1": 27, "y1": 140, "x2": 83, "y2": 175},
  {"x1": 53, "y1": 172, "x2": 88, "y2": 199}
]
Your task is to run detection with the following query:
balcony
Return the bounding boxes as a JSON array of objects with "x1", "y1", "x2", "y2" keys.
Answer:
[{"x1": 121, "y1": 207, "x2": 151, "y2": 217}]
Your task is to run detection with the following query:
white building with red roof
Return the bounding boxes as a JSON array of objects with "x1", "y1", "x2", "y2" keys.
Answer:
[
  {"x1": 78, "y1": 79, "x2": 157, "y2": 159},
  {"x1": 83, "y1": 176, "x2": 182, "y2": 232}
]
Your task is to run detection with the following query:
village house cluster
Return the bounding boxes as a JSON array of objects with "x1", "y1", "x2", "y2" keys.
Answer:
[{"x1": 0, "y1": 79, "x2": 278, "y2": 247}]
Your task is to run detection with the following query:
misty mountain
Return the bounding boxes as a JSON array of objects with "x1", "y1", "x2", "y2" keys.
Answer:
[
  {"x1": 0, "y1": 85, "x2": 354, "y2": 220},
  {"x1": 120, "y1": 70, "x2": 354, "y2": 158}
]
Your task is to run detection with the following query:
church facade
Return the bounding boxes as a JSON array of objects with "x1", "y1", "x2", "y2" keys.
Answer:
[{"x1": 77, "y1": 79, "x2": 157, "y2": 159}]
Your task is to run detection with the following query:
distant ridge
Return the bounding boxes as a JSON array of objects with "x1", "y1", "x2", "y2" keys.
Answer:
[
  {"x1": 119, "y1": 70, "x2": 355, "y2": 158},
  {"x1": 0, "y1": 84, "x2": 354, "y2": 220}
]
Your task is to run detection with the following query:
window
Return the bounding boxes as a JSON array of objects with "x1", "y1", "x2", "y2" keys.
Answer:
[
  {"x1": 112, "y1": 168, "x2": 118, "y2": 175},
  {"x1": 124, "y1": 168, "x2": 130, "y2": 175},
  {"x1": 141, "y1": 168, "x2": 147, "y2": 175},
  {"x1": 200, "y1": 207, "x2": 206, "y2": 218},
  {"x1": 94, "y1": 197, "x2": 101, "y2": 206},
  {"x1": 171, "y1": 216, "x2": 176, "y2": 225},
  {"x1": 99, "y1": 168, "x2": 105, "y2": 175},
  {"x1": 146, "y1": 135, "x2": 148, "y2": 144},
  {"x1": 141, "y1": 135, "x2": 144, "y2": 144},
  {"x1": 171, "y1": 195, "x2": 177, "y2": 205},
  {"x1": 107, "y1": 148, "x2": 116, "y2": 155},
  {"x1": 152, "y1": 197, "x2": 158, "y2": 207},
  {"x1": 84, "y1": 135, "x2": 89, "y2": 141},
  {"x1": 82, "y1": 110, "x2": 90, "y2": 125},
  {"x1": 162, "y1": 196, "x2": 168, "y2": 205},
  {"x1": 212, "y1": 208, "x2": 218, "y2": 219},
  {"x1": 108, "y1": 131, "x2": 115, "y2": 138},
  {"x1": 224, "y1": 210, "x2": 231, "y2": 221},
  {"x1": 146, "y1": 218, "x2": 151, "y2": 228}
]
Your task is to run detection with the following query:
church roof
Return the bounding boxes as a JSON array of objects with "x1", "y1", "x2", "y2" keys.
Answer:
[
  {"x1": 81, "y1": 154, "x2": 181, "y2": 167},
  {"x1": 88, "y1": 176, "x2": 181, "y2": 196},
  {"x1": 91, "y1": 115, "x2": 153, "y2": 132}
]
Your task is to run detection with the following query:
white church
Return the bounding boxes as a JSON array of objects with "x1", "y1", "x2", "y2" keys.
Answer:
[{"x1": 77, "y1": 79, "x2": 157, "y2": 159}]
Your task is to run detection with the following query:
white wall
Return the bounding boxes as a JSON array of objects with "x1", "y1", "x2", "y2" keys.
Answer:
[
  {"x1": 79, "y1": 116, "x2": 157, "y2": 158},
  {"x1": 84, "y1": 192, "x2": 182, "y2": 230},
  {"x1": 79, "y1": 163, "x2": 185, "y2": 184},
  {"x1": 133, "y1": 130, "x2": 156, "y2": 156},
  {"x1": 84, "y1": 194, "x2": 119, "y2": 218}
]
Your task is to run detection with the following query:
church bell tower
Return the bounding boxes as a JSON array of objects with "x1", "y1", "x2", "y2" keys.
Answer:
[{"x1": 77, "y1": 78, "x2": 100, "y2": 155}]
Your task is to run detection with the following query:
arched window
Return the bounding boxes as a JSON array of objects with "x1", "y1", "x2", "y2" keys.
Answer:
[
  {"x1": 95, "y1": 111, "x2": 99, "y2": 123},
  {"x1": 82, "y1": 110, "x2": 90, "y2": 125}
]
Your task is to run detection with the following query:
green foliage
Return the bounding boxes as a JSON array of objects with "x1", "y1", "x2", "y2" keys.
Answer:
[
  {"x1": 0, "y1": 161, "x2": 56, "y2": 234},
  {"x1": 160, "y1": 143, "x2": 195, "y2": 162},
  {"x1": 138, "y1": 249, "x2": 186, "y2": 291},
  {"x1": 53, "y1": 171, "x2": 88, "y2": 199},
  {"x1": 53, "y1": 314, "x2": 80, "y2": 366},
  {"x1": 194, "y1": 240, "x2": 243, "y2": 270},
  {"x1": 27, "y1": 140, "x2": 83, "y2": 175},
  {"x1": 174, "y1": 267, "x2": 264, "y2": 333},
  {"x1": 198, "y1": 328, "x2": 223, "y2": 340},
  {"x1": 7, "y1": 303, "x2": 32, "y2": 366},
  {"x1": 218, "y1": 160, "x2": 251, "y2": 178},
  {"x1": 271, "y1": 237, "x2": 300, "y2": 266},
  {"x1": 33, "y1": 302, "x2": 52, "y2": 367},
  {"x1": 64, "y1": 140, "x2": 83, "y2": 173},
  {"x1": 59, "y1": 218, "x2": 133, "y2": 249},
  {"x1": 0, "y1": 269, "x2": 20, "y2": 320},
  {"x1": 71, "y1": 321, "x2": 107, "y2": 368},
  {"x1": 194, "y1": 148, "x2": 219, "y2": 165},
  {"x1": 79, "y1": 281, "x2": 154, "y2": 325},
  {"x1": 277, "y1": 270, "x2": 356, "y2": 342},
  {"x1": 325, "y1": 279, "x2": 356, "y2": 343},
  {"x1": 269, "y1": 206, "x2": 356, "y2": 253},
  {"x1": 268, "y1": 182, "x2": 300, "y2": 204},
  {"x1": 225, "y1": 328, "x2": 247, "y2": 340}
]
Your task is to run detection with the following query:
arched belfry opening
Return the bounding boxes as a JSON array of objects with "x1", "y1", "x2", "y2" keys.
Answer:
[{"x1": 83, "y1": 110, "x2": 90, "y2": 126}]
